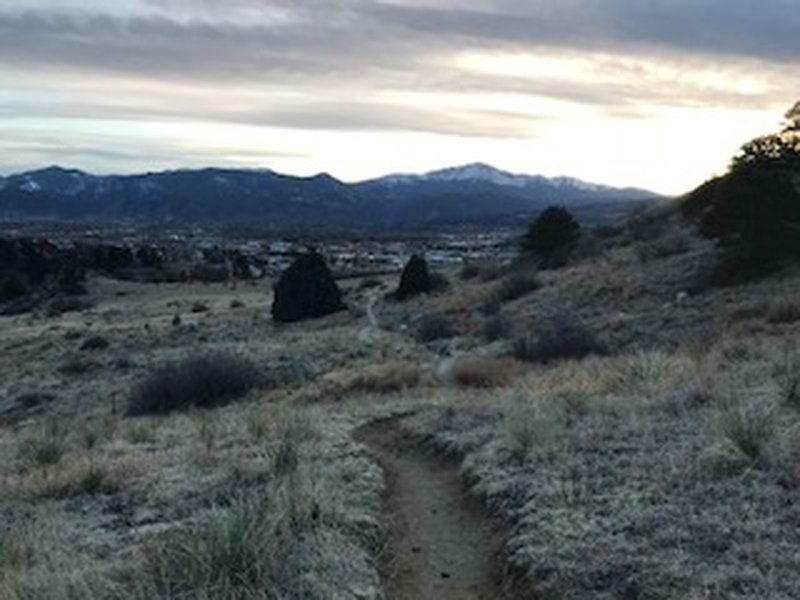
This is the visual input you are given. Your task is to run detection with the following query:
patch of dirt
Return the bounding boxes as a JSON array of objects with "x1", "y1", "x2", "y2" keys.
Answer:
[{"x1": 357, "y1": 418, "x2": 510, "y2": 600}]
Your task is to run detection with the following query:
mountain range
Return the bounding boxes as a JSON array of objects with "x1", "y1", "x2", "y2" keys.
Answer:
[{"x1": 0, "y1": 163, "x2": 661, "y2": 230}]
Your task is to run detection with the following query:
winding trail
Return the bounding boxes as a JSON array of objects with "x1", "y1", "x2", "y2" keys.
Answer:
[{"x1": 357, "y1": 419, "x2": 507, "y2": 600}]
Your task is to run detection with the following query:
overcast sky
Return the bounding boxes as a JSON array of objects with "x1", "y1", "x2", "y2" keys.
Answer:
[{"x1": 0, "y1": 0, "x2": 797, "y2": 194}]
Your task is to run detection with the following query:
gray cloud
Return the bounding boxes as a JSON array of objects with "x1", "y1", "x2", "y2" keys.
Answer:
[
  {"x1": 0, "y1": 0, "x2": 797, "y2": 184},
  {"x1": 1, "y1": 2, "x2": 798, "y2": 82}
]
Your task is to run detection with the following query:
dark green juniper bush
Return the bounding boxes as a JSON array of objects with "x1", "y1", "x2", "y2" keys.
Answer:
[{"x1": 272, "y1": 250, "x2": 345, "y2": 323}]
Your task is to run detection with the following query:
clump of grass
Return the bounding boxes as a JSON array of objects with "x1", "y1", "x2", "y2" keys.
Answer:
[
  {"x1": 767, "y1": 300, "x2": 800, "y2": 324},
  {"x1": 720, "y1": 406, "x2": 775, "y2": 461},
  {"x1": 195, "y1": 413, "x2": 218, "y2": 452},
  {"x1": 229, "y1": 299, "x2": 245, "y2": 309},
  {"x1": 775, "y1": 348, "x2": 800, "y2": 407},
  {"x1": 416, "y1": 313, "x2": 456, "y2": 342},
  {"x1": 452, "y1": 358, "x2": 516, "y2": 388},
  {"x1": 504, "y1": 403, "x2": 561, "y2": 457},
  {"x1": 126, "y1": 353, "x2": 260, "y2": 416},
  {"x1": 18, "y1": 425, "x2": 66, "y2": 470},
  {"x1": 513, "y1": 318, "x2": 606, "y2": 364},
  {"x1": 0, "y1": 527, "x2": 35, "y2": 569},
  {"x1": 144, "y1": 474, "x2": 323, "y2": 597}
]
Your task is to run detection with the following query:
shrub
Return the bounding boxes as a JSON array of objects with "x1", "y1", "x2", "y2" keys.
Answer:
[
  {"x1": 459, "y1": 261, "x2": 503, "y2": 281},
  {"x1": 298, "y1": 361, "x2": 421, "y2": 403},
  {"x1": 458, "y1": 262, "x2": 482, "y2": 280},
  {"x1": 272, "y1": 251, "x2": 345, "y2": 323},
  {"x1": 45, "y1": 296, "x2": 93, "y2": 317},
  {"x1": 428, "y1": 271, "x2": 451, "y2": 293},
  {"x1": 520, "y1": 205, "x2": 581, "y2": 269},
  {"x1": 0, "y1": 272, "x2": 28, "y2": 301},
  {"x1": 635, "y1": 232, "x2": 692, "y2": 263},
  {"x1": 767, "y1": 300, "x2": 800, "y2": 324},
  {"x1": 682, "y1": 103, "x2": 800, "y2": 284},
  {"x1": 452, "y1": 358, "x2": 515, "y2": 388},
  {"x1": 395, "y1": 254, "x2": 432, "y2": 300},
  {"x1": 482, "y1": 314, "x2": 512, "y2": 341},
  {"x1": 513, "y1": 318, "x2": 606, "y2": 364},
  {"x1": 494, "y1": 274, "x2": 541, "y2": 302},
  {"x1": 416, "y1": 313, "x2": 456, "y2": 342},
  {"x1": 126, "y1": 353, "x2": 260, "y2": 416},
  {"x1": 58, "y1": 357, "x2": 100, "y2": 375},
  {"x1": 191, "y1": 301, "x2": 209, "y2": 313},
  {"x1": 80, "y1": 335, "x2": 110, "y2": 351}
]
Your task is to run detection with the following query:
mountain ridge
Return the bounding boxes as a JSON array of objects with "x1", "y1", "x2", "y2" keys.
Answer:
[{"x1": 0, "y1": 163, "x2": 661, "y2": 230}]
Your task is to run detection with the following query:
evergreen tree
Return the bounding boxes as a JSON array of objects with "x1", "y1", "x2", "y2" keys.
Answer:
[
  {"x1": 683, "y1": 101, "x2": 800, "y2": 284},
  {"x1": 272, "y1": 251, "x2": 345, "y2": 323},
  {"x1": 520, "y1": 205, "x2": 581, "y2": 268},
  {"x1": 395, "y1": 254, "x2": 432, "y2": 300}
]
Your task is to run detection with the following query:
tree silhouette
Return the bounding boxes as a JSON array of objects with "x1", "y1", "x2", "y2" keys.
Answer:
[
  {"x1": 684, "y1": 101, "x2": 800, "y2": 284},
  {"x1": 272, "y1": 250, "x2": 345, "y2": 323},
  {"x1": 520, "y1": 205, "x2": 581, "y2": 268},
  {"x1": 395, "y1": 254, "x2": 432, "y2": 300}
]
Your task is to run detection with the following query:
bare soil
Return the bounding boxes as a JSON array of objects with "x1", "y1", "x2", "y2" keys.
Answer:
[{"x1": 357, "y1": 418, "x2": 508, "y2": 600}]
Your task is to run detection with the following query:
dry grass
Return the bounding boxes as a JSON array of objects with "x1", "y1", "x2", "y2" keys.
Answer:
[
  {"x1": 295, "y1": 360, "x2": 422, "y2": 403},
  {"x1": 4, "y1": 227, "x2": 800, "y2": 599},
  {"x1": 451, "y1": 357, "x2": 518, "y2": 388}
]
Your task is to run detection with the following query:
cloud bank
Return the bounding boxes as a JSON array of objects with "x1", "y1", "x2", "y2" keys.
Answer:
[{"x1": 0, "y1": 0, "x2": 797, "y2": 193}]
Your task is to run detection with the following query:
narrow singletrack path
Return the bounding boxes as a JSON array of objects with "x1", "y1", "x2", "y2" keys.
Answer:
[{"x1": 357, "y1": 419, "x2": 508, "y2": 600}]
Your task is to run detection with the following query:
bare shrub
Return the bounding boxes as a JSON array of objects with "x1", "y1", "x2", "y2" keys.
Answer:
[
  {"x1": 416, "y1": 313, "x2": 456, "y2": 342},
  {"x1": 301, "y1": 361, "x2": 421, "y2": 403},
  {"x1": 459, "y1": 261, "x2": 504, "y2": 282},
  {"x1": 635, "y1": 232, "x2": 692, "y2": 262},
  {"x1": 477, "y1": 295, "x2": 502, "y2": 316},
  {"x1": 127, "y1": 353, "x2": 260, "y2": 416},
  {"x1": 458, "y1": 262, "x2": 482, "y2": 280},
  {"x1": 452, "y1": 358, "x2": 516, "y2": 388},
  {"x1": 767, "y1": 300, "x2": 800, "y2": 324},
  {"x1": 513, "y1": 318, "x2": 606, "y2": 364},
  {"x1": 79, "y1": 335, "x2": 110, "y2": 351},
  {"x1": 191, "y1": 301, "x2": 209, "y2": 313},
  {"x1": 348, "y1": 361, "x2": 422, "y2": 394},
  {"x1": 494, "y1": 274, "x2": 541, "y2": 302},
  {"x1": 45, "y1": 296, "x2": 93, "y2": 317},
  {"x1": 428, "y1": 271, "x2": 451, "y2": 293},
  {"x1": 481, "y1": 314, "x2": 512, "y2": 341},
  {"x1": 57, "y1": 357, "x2": 100, "y2": 376}
]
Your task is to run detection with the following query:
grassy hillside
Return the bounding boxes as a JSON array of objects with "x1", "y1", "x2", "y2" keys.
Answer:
[{"x1": 2, "y1": 211, "x2": 800, "y2": 598}]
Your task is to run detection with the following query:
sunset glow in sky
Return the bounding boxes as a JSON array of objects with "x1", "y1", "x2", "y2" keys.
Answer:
[{"x1": 0, "y1": 1, "x2": 798, "y2": 194}]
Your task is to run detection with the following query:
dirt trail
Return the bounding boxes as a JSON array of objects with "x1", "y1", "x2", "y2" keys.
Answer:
[{"x1": 357, "y1": 419, "x2": 508, "y2": 600}]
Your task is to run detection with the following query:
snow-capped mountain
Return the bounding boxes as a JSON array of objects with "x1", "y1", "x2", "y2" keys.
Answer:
[{"x1": 0, "y1": 164, "x2": 661, "y2": 229}]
